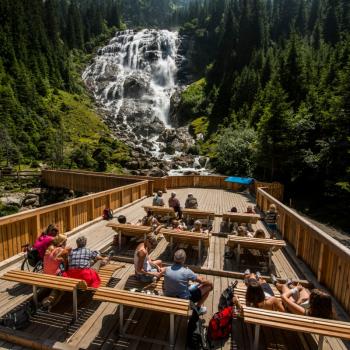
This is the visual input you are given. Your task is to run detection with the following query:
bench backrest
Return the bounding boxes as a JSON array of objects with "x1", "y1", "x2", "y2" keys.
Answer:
[
  {"x1": 182, "y1": 209, "x2": 215, "y2": 220},
  {"x1": 242, "y1": 306, "x2": 350, "y2": 340},
  {"x1": 1, "y1": 270, "x2": 87, "y2": 291},
  {"x1": 222, "y1": 213, "x2": 260, "y2": 224},
  {"x1": 107, "y1": 223, "x2": 152, "y2": 236},
  {"x1": 142, "y1": 205, "x2": 175, "y2": 216},
  {"x1": 160, "y1": 229, "x2": 210, "y2": 247},
  {"x1": 93, "y1": 287, "x2": 190, "y2": 316},
  {"x1": 227, "y1": 236, "x2": 286, "y2": 250}
]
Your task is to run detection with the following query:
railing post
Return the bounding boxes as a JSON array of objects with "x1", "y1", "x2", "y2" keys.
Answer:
[
  {"x1": 295, "y1": 224, "x2": 301, "y2": 256},
  {"x1": 67, "y1": 205, "x2": 73, "y2": 231},
  {"x1": 35, "y1": 214, "x2": 40, "y2": 237},
  {"x1": 317, "y1": 243, "x2": 325, "y2": 282},
  {"x1": 89, "y1": 199, "x2": 94, "y2": 220}
]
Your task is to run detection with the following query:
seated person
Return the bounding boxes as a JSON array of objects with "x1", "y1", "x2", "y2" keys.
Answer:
[
  {"x1": 232, "y1": 225, "x2": 253, "y2": 237},
  {"x1": 264, "y1": 204, "x2": 279, "y2": 238},
  {"x1": 168, "y1": 192, "x2": 182, "y2": 219},
  {"x1": 134, "y1": 234, "x2": 164, "y2": 282},
  {"x1": 229, "y1": 206, "x2": 238, "y2": 213},
  {"x1": 254, "y1": 229, "x2": 266, "y2": 238},
  {"x1": 191, "y1": 220, "x2": 209, "y2": 234},
  {"x1": 152, "y1": 190, "x2": 165, "y2": 207},
  {"x1": 117, "y1": 215, "x2": 132, "y2": 225},
  {"x1": 245, "y1": 269, "x2": 284, "y2": 312},
  {"x1": 33, "y1": 224, "x2": 59, "y2": 260},
  {"x1": 171, "y1": 220, "x2": 186, "y2": 232},
  {"x1": 245, "y1": 205, "x2": 256, "y2": 214},
  {"x1": 185, "y1": 193, "x2": 198, "y2": 209},
  {"x1": 141, "y1": 209, "x2": 160, "y2": 227},
  {"x1": 271, "y1": 275, "x2": 333, "y2": 318},
  {"x1": 63, "y1": 236, "x2": 108, "y2": 288},
  {"x1": 164, "y1": 249, "x2": 213, "y2": 315},
  {"x1": 42, "y1": 234, "x2": 70, "y2": 309},
  {"x1": 43, "y1": 234, "x2": 69, "y2": 276}
]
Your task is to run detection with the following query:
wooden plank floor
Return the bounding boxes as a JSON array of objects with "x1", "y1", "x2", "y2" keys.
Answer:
[{"x1": 0, "y1": 188, "x2": 348, "y2": 350}]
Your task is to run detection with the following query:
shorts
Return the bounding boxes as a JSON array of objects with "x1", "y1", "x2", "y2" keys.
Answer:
[
  {"x1": 136, "y1": 268, "x2": 158, "y2": 283},
  {"x1": 189, "y1": 287, "x2": 202, "y2": 303},
  {"x1": 267, "y1": 223, "x2": 277, "y2": 231}
]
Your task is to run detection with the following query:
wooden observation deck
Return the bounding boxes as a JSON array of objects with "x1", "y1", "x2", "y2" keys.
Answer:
[{"x1": 0, "y1": 170, "x2": 349, "y2": 349}]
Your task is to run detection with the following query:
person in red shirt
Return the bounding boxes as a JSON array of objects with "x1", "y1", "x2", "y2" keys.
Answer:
[{"x1": 33, "y1": 224, "x2": 59, "y2": 259}]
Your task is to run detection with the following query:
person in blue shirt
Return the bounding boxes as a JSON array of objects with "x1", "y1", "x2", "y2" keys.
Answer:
[{"x1": 164, "y1": 249, "x2": 213, "y2": 315}]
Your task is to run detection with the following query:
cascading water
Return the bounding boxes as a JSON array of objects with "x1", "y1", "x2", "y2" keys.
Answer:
[{"x1": 83, "y1": 28, "x2": 211, "y2": 176}]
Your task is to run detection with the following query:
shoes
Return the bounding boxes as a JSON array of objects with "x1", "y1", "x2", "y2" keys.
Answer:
[
  {"x1": 196, "y1": 306, "x2": 207, "y2": 315},
  {"x1": 244, "y1": 269, "x2": 250, "y2": 275},
  {"x1": 286, "y1": 278, "x2": 294, "y2": 287},
  {"x1": 270, "y1": 274, "x2": 278, "y2": 285},
  {"x1": 256, "y1": 271, "x2": 262, "y2": 279}
]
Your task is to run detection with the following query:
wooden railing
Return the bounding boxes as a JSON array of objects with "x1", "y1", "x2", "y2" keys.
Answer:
[
  {"x1": 256, "y1": 187, "x2": 350, "y2": 315},
  {"x1": 0, "y1": 180, "x2": 149, "y2": 262}
]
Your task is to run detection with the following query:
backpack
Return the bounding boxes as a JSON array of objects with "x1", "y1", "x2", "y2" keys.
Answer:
[
  {"x1": 103, "y1": 208, "x2": 113, "y2": 220},
  {"x1": 207, "y1": 306, "x2": 235, "y2": 343},
  {"x1": 27, "y1": 248, "x2": 40, "y2": 267},
  {"x1": 0, "y1": 301, "x2": 35, "y2": 330},
  {"x1": 207, "y1": 280, "x2": 238, "y2": 344},
  {"x1": 186, "y1": 309, "x2": 209, "y2": 349}
]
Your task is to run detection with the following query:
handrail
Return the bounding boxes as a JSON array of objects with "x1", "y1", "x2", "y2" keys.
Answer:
[
  {"x1": 256, "y1": 187, "x2": 350, "y2": 314},
  {"x1": 0, "y1": 179, "x2": 149, "y2": 262}
]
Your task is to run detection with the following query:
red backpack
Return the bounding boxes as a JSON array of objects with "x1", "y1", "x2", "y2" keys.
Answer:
[{"x1": 207, "y1": 306, "x2": 235, "y2": 342}]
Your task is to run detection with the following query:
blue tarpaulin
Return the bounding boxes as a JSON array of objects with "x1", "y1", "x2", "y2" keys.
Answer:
[{"x1": 224, "y1": 177, "x2": 254, "y2": 185}]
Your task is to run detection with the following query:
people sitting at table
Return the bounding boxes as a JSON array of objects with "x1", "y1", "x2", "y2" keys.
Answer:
[
  {"x1": 33, "y1": 224, "x2": 59, "y2": 260},
  {"x1": 232, "y1": 225, "x2": 253, "y2": 237},
  {"x1": 140, "y1": 209, "x2": 164, "y2": 234},
  {"x1": 245, "y1": 205, "x2": 256, "y2": 214},
  {"x1": 171, "y1": 220, "x2": 186, "y2": 231},
  {"x1": 63, "y1": 236, "x2": 108, "y2": 288},
  {"x1": 134, "y1": 234, "x2": 164, "y2": 282},
  {"x1": 164, "y1": 249, "x2": 213, "y2": 315},
  {"x1": 168, "y1": 192, "x2": 182, "y2": 219},
  {"x1": 254, "y1": 229, "x2": 266, "y2": 238},
  {"x1": 191, "y1": 220, "x2": 209, "y2": 234},
  {"x1": 245, "y1": 269, "x2": 285, "y2": 312},
  {"x1": 185, "y1": 193, "x2": 198, "y2": 209},
  {"x1": 152, "y1": 190, "x2": 165, "y2": 207},
  {"x1": 264, "y1": 204, "x2": 279, "y2": 238},
  {"x1": 42, "y1": 234, "x2": 70, "y2": 309},
  {"x1": 271, "y1": 275, "x2": 333, "y2": 318}
]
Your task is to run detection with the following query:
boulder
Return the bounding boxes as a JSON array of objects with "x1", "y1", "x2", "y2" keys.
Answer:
[{"x1": 148, "y1": 167, "x2": 166, "y2": 177}]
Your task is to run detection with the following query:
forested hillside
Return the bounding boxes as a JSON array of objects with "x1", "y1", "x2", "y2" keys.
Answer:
[{"x1": 176, "y1": 0, "x2": 350, "y2": 229}]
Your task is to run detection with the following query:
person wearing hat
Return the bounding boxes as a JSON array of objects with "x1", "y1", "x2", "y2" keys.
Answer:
[
  {"x1": 134, "y1": 234, "x2": 164, "y2": 282},
  {"x1": 168, "y1": 192, "x2": 182, "y2": 219},
  {"x1": 185, "y1": 193, "x2": 198, "y2": 209},
  {"x1": 164, "y1": 249, "x2": 213, "y2": 315},
  {"x1": 191, "y1": 220, "x2": 208, "y2": 234},
  {"x1": 152, "y1": 190, "x2": 165, "y2": 207}
]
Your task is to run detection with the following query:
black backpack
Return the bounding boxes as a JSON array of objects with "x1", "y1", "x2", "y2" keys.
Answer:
[
  {"x1": 218, "y1": 280, "x2": 238, "y2": 310},
  {"x1": 186, "y1": 307, "x2": 209, "y2": 350},
  {"x1": 0, "y1": 301, "x2": 35, "y2": 330},
  {"x1": 27, "y1": 248, "x2": 40, "y2": 267}
]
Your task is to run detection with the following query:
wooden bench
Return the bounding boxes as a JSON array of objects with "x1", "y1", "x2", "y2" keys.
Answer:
[
  {"x1": 160, "y1": 228, "x2": 210, "y2": 262},
  {"x1": 242, "y1": 306, "x2": 350, "y2": 350},
  {"x1": 222, "y1": 212, "x2": 261, "y2": 225},
  {"x1": 107, "y1": 223, "x2": 152, "y2": 248},
  {"x1": 87, "y1": 263, "x2": 125, "y2": 291},
  {"x1": 142, "y1": 205, "x2": 176, "y2": 222},
  {"x1": 226, "y1": 236, "x2": 286, "y2": 269},
  {"x1": 93, "y1": 287, "x2": 190, "y2": 348},
  {"x1": 182, "y1": 208, "x2": 215, "y2": 224},
  {"x1": 1, "y1": 270, "x2": 87, "y2": 320}
]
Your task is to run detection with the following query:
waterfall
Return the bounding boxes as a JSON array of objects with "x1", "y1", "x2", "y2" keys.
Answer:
[
  {"x1": 83, "y1": 29, "x2": 181, "y2": 129},
  {"x1": 83, "y1": 28, "x2": 211, "y2": 176}
]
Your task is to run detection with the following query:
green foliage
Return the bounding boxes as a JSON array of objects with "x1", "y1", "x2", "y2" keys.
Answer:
[
  {"x1": 189, "y1": 116, "x2": 209, "y2": 137},
  {"x1": 214, "y1": 127, "x2": 257, "y2": 176}
]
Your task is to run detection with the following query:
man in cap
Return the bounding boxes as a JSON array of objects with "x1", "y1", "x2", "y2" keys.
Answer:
[
  {"x1": 152, "y1": 190, "x2": 165, "y2": 207},
  {"x1": 164, "y1": 249, "x2": 213, "y2": 314}
]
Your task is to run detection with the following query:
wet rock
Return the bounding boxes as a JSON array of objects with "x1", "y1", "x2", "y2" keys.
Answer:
[
  {"x1": 148, "y1": 167, "x2": 167, "y2": 177},
  {"x1": 125, "y1": 161, "x2": 140, "y2": 170}
]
